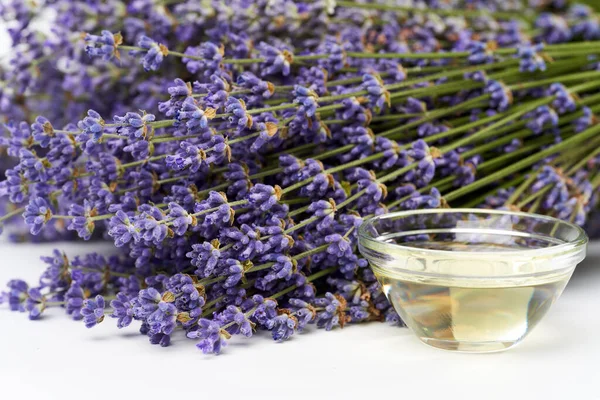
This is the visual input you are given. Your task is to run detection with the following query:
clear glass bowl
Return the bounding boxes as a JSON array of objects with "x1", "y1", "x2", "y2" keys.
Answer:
[{"x1": 358, "y1": 209, "x2": 588, "y2": 353}]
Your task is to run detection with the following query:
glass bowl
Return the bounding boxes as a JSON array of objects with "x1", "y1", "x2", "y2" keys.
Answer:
[{"x1": 358, "y1": 208, "x2": 588, "y2": 353}]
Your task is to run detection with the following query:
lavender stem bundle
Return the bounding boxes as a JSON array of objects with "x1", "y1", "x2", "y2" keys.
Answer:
[{"x1": 0, "y1": 0, "x2": 599, "y2": 353}]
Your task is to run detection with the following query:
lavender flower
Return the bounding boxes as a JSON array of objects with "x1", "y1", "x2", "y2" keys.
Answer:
[
  {"x1": 325, "y1": 234, "x2": 353, "y2": 258},
  {"x1": 18, "y1": 149, "x2": 51, "y2": 182},
  {"x1": 536, "y1": 14, "x2": 571, "y2": 44},
  {"x1": 404, "y1": 188, "x2": 443, "y2": 209},
  {"x1": 556, "y1": 197, "x2": 586, "y2": 226},
  {"x1": 225, "y1": 97, "x2": 253, "y2": 128},
  {"x1": 259, "y1": 254, "x2": 296, "y2": 285},
  {"x1": 24, "y1": 288, "x2": 45, "y2": 320},
  {"x1": 31, "y1": 116, "x2": 54, "y2": 148},
  {"x1": 467, "y1": 40, "x2": 495, "y2": 65},
  {"x1": 166, "y1": 274, "x2": 205, "y2": 314},
  {"x1": 166, "y1": 141, "x2": 207, "y2": 173},
  {"x1": 308, "y1": 199, "x2": 336, "y2": 230},
  {"x1": 237, "y1": 72, "x2": 274, "y2": 99},
  {"x1": 516, "y1": 43, "x2": 546, "y2": 72},
  {"x1": 167, "y1": 203, "x2": 194, "y2": 236},
  {"x1": 251, "y1": 297, "x2": 278, "y2": 327},
  {"x1": 135, "y1": 205, "x2": 170, "y2": 246},
  {"x1": 23, "y1": 197, "x2": 53, "y2": 235},
  {"x1": 526, "y1": 105, "x2": 559, "y2": 134},
  {"x1": 81, "y1": 295, "x2": 106, "y2": 328},
  {"x1": 85, "y1": 31, "x2": 122, "y2": 60},
  {"x1": 39, "y1": 250, "x2": 70, "y2": 291},
  {"x1": 531, "y1": 166, "x2": 569, "y2": 209},
  {"x1": 114, "y1": 112, "x2": 156, "y2": 140},
  {"x1": 362, "y1": 74, "x2": 390, "y2": 112},
  {"x1": 177, "y1": 97, "x2": 216, "y2": 132},
  {"x1": 146, "y1": 301, "x2": 176, "y2": 337},
  {"x1": 65, "y1": 282, "x2": 85, "y2": 321},
  {"x1": 0, "y1": 166, "x2": 29, "y2": 203},
  {"x1": 314, "y1": 293, "x2": 348, "y2": 331},
  {"x1": 187, "y1": 318, "x2": 229, "y2": 354},
  {"x1": 550, "y1": 83, "x2": 577, "y2": 114},
  {"x1": 133, "y1": 36, "x2": 168, "y2": 71},
  {"x1": 182, "y1": 42, "x2": 223, "y2": 76},
  {"x1": 267, "y1": 312, "x2": 297, "y2": 341},
  {"x1": 247, "y1": 184, "x2": 281, "y2": 212},
  {"x1": 77, "y1": 110, "x2": 105, "y2": 144},
  {"x1": 200, "y1": 74, "x2": 231, "y2": 109},
  {"x1": 218, "y1": 305, "x2": 254, "y2": 337},
  {"x1": 195, "y1": 191, "x2": 235, "y2": 236},
  {"x1": 134, "y1": 288, "x2": 162, "y2": 319},
  {"x1": 250, "y1": 121, "x2": 279, "y2": 153},
  {"x1": 316, "y1": 37, "x2": 346, "y2": 73},
  {"x1": 108, "y1": 211, "x2": 139, "y2": 247},
  {"x1": 570, "y1": 5, "x2": 600, "y2": 40},
  {"x1": 289, "y1": 298, "x2": 316, "y2": 330},
  {"x1": 110, "y1": 292, "x2": 135, "y2": 328},
  {"x1": 67, "y1": 200, "x2": 96, "y2": 240},
  {"x1": 574, "y1": 107, "x2": 595, "y2": 133},
  {"x1": 293, "y1": 86, "x2": 320, "y2": 117},
  {"x1": 6, "y1": 280, "x2": 28, "y2": 312},
  {"x1": 221, "y1": 259, "x2": 244, "y2": 288},
  {"x1": 258, "y1": 42, "x2": 293, "y2": 76},
  {"x1": 349, "y1": 168, "x2": 387, "y2": 211},
  {"x1": 485, "y1": 80, "x2": 513, "y2": 111}
]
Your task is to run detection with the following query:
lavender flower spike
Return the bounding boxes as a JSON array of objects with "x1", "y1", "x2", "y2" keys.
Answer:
[
  {"x1": 81, "y1": 295, "x2": 106, "y2": 328},
  {"x1": 85, "y1": 31, "x2": 123, "y2": 60},
  {"x1": 23, "y1": 197, "x2": 53, "y2": 235},
  {"x1": 133, "y1": 36, "x2": 169, "y2": 71},
  {"x1": 187, "y1": 319, "x2": 230, "y2": 354}
]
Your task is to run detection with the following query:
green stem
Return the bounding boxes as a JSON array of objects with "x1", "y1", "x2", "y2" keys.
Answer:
[
  {"x1": 507, "y1": 71, "x2": 600, "y2": 92},
  {"x1": 566, "y1": 144, "x2": 600, "y2": 175},
  {"x1": 386, "y1": 176, "x2": 454, "y2": 210},
  {"x1": 505, "y1": 170, "x2": 540, "y2": 206},
  {"x1": 335, "y1": 0, "x2": 535, "y2": 22},
  {"x1": 461, "y1": 175, "x2": 526, "y2": 209},
  {"x1": 120, "y1": 155, "x2": 167, "y2": 169},
  {"x1": 444, "y1": 123, "x2": 600, "y2": 202},
  {"x1": 71, "y1": 266, "x2": 131, "y2": 278},
  {"x1": 0, "y1": 207, "x2": 25, "y2": 223},
  {"x1": 384, "y1": 95, "x2": 491, "y2": 140},
  {"x1": 52, "y1": 215, "x2": 74, "y2": 220},
  {"x1": 45, "y1": 301, "x2": 66, "y2": 307},
  {"x1": 527, "y1": 195, "x2": 544, "y2": 214},
  {"x1": 591, "y1": 172, "x2": 600, "y2": 190},
  {"x1": 283, "y1": 216, "x2": 319, "y2": 234},
  {"x1": 269, "y1": 266, "x2": 337, "y2": 301},
  {"x1": 288, "y1": 205, "x2": 311, "y2": 218},
  {"x1": 477, "y1": 134, "x2": 570, "y2": 174},
  {"x1": 441, "y1": 97, "x2": 553, "y2": 153},
  {"x1": 150, "y1": 120, "x2": 176, "y2": 129},
  {"x1": 517, "y1": 185, "x2": 553, "y2": 209},
  {"x1": 281, "y1": 152, "x2": 385, "y2": 195}
]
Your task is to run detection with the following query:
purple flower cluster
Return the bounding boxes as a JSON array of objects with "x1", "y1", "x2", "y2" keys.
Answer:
[{"x1": 0, "y1": 0, "x2": 599, "y2": 356}]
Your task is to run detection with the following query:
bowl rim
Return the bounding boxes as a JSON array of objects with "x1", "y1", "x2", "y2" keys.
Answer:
[{"x1": 358, "y1": 208, "x2": 588, "y2": 260}]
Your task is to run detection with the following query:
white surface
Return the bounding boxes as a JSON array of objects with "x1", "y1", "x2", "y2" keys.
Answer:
[{"x1": 0, "y1": 241, "x2": 599, "y2": 400}]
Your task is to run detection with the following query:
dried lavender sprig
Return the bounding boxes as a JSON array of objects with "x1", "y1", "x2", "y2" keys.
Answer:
[{"x1": 4, "y1": 74, "x2": 596, "y2": 229}]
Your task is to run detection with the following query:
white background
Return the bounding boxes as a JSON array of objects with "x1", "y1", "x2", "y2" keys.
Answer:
[{"x1": 0, "y1": 241, "x2": 598, "y2": 400}]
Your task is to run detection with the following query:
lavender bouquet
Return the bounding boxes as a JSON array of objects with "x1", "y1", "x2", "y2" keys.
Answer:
[{"x1": 0, "y1": 0, "x2": 599, "y2": 353}]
